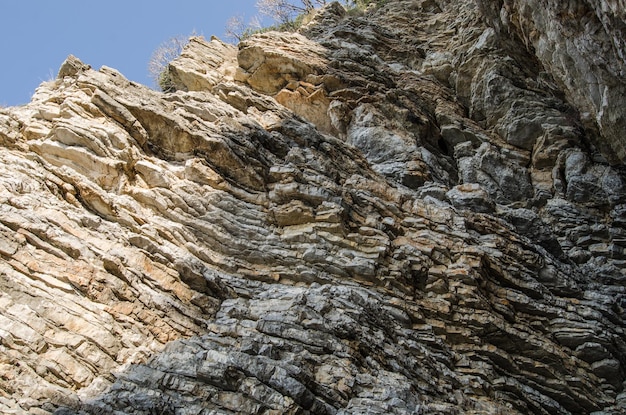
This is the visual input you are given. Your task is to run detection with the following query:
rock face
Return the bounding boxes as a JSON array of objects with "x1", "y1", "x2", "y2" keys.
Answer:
[
  {"x1": 476, "y1": 0, "x2": 626, "y2": 164},
  {"x1": 0, "y1": 1, "x2": 624, "y2": 414}
]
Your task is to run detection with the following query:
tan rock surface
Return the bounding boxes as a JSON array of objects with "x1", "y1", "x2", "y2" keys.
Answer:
[{"x1": 0, "y1": 1, "x2": 624, "y2": 414}]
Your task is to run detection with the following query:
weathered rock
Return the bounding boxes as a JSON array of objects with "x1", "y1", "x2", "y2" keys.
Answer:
[
  {"x1": 167, "y1": 36, "x2": 239, "y2": 92},
  {"x1": 0, "y1": 1, "x2": 624, "y2": 414},
  {"x1": 446, "y1": 183, "x2": 495, "y2": 213},
  {"x1": 475, "y1": 0, "x2": 626, "y2": 164}
]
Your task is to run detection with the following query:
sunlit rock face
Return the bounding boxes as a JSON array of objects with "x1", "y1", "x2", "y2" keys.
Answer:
[{"x1": 0, "y1": 1, "x2": 624, "y2": 414}]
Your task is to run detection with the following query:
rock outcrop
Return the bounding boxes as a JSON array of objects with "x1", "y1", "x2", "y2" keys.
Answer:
[{"x1": 0, "y1": 1, "x2": 624, "y2": 414}]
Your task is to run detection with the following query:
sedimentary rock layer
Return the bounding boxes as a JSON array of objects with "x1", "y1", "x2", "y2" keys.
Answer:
[{"x1": 0, "y1": 1, "x2": 624, "y2": 414}]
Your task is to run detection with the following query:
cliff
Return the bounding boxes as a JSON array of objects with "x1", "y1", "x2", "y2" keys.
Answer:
[{"x1": 0, "y1": 1, "x2": 624, "y2": 414}]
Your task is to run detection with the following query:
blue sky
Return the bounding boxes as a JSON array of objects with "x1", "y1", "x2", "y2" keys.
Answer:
[{"x1": 0, "y1": 1, "x2": 263, "y2": 106}]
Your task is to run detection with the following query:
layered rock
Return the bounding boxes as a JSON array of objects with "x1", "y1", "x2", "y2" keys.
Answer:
[
  {"x1": 475, "y1": 0, "x2": 626, "y2": 164},
  {"x1": 0, "y1": 1, "x2": 624, "y2": 414}
]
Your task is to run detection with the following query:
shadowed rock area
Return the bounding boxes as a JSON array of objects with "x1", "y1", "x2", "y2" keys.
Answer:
[{"x1": 0, "y1": 1, "x2": 625, "y2": 414}]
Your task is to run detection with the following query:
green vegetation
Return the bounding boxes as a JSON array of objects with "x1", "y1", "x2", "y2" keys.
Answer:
[{"x1": 157, "y1": 69, "x2": 176, "y2": 93}]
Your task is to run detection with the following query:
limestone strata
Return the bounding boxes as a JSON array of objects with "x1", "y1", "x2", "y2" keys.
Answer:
[
  {"x1": 0, "y1": 1, "x2": 625, "y2": 414},
  {"x1": 476, "y1": 0, "x2": 626, "y2": 164}
]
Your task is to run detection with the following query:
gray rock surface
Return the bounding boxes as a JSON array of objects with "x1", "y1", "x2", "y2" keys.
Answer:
[
  {"x1": 475, "y1": 0, "x2": 626, "y2": 164},
  {"x1": 0, "y1": 1, "x2": 624, "y2": 414}
]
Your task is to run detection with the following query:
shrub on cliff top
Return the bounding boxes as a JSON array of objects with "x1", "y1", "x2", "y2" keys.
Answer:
[
  {"x1": 226, "y1": 0, "x2": 372, "y2": 42},
  {"x1": 147, "y1": 35, "x2": 188, "y2": 92},
  {"x1": 256, "y1": 0, "x2": 331, "y2": 24}
]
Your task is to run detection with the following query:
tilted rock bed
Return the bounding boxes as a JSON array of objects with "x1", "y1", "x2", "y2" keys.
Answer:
[{"x1": 0, "y1": 0, "x2": 624, "y2": 414}]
